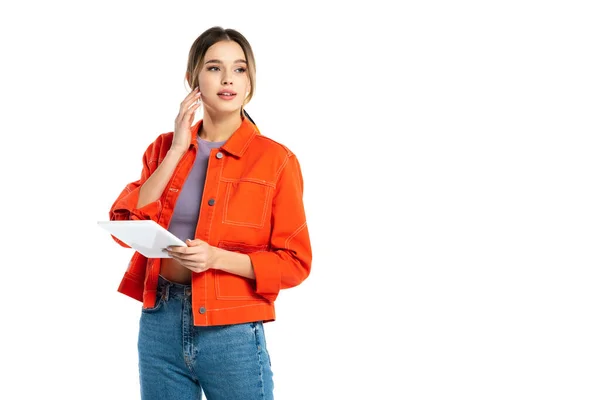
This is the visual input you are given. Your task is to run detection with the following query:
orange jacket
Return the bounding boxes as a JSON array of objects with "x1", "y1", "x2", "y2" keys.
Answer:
[{"x1": 108, "y1": 117, "x2": 312, "y2": 326}]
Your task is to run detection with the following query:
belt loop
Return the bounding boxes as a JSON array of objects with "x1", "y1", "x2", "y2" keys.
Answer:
[{"x1": 163, "y1": 282, "x2": 170, "y2": 301}]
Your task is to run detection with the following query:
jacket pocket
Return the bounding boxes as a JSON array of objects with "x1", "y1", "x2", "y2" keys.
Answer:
[
  {"x1": 215, "y1": 241, "x2": 268, "y2": 300},
  {"x1": 223, "y1": 180, "x2": 272, "y2": 228}
]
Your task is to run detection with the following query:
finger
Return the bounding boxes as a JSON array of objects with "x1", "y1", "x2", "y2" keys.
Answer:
[
  {"x1": 180, "y1": 259, "x2": 201, "y2": 268},
  {"x1": 185, "y1": 238, "x2": 206, "y2": 247},
  {"x1": 167, "y1": 246, "x2": 203, "y2": 256},
  {"x1": 166, "y1": 245, "x2": 186, "y2": 253},
  {"x1": 169, "y1": 254, "x2": 198, "y2": 267},
  {"x1": 182, "y1": 87, "x2": 200, "y2": 103},
  {"x1": 181, "y1": 89, "x2": 202, "y2": 110},
  {"x1": 184, "y1": 263, "x2": 207, "y2": 273},
  {"x1": 176, "y1": 89, "x2": 202, "y2": 121},
  {"x1": 175, "y1": 258, "x2": 205, "y2": 271},
  {"x1": 170, "y1": 253, "x2": 199, "y2": 262},
  {"x1": 183, "y1": 102, "x2": 202, "y2": 123},
  {"x1": 166, "y1": 244, "x2": 188, "y2": 252}
]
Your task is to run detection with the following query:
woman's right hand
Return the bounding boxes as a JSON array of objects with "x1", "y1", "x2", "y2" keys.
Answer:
[{"x1": 171, "y1": 88, "x2": 202, "y2": 153}]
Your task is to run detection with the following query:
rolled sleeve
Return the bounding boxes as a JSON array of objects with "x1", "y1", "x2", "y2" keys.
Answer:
[
  {"x1": 248, "y1": 154, "x2": 312, "y2": 302},
  {"x1": 110, "y1": 182, "x2": 162, "y2": 222},
  {"x1": 107, "y1": 141, "x2": 162, "y2": 247}
]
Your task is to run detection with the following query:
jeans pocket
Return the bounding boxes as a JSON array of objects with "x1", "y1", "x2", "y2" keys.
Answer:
[{"x1": 141, "y1": 292, "x2": 165, "y2": 313}]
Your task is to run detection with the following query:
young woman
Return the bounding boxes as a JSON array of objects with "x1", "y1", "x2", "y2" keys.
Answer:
[{"x1": 108, "y1": 26, "x2": 312, "y2": 400}]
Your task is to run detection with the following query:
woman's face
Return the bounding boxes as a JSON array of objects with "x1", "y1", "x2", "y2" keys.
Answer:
[{"x1": 197, "y1": 40, "x2": 250, "y2": 116}]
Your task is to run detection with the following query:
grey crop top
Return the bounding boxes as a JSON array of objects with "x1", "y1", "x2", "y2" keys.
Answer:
[{"x1": 167, "y1": 137, "x2": 226, "y2": 242}]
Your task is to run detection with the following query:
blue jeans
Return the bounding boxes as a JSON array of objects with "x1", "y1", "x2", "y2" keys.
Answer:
[{"x1": 138, "y1": 276, "x2": 274, "y2": 400}]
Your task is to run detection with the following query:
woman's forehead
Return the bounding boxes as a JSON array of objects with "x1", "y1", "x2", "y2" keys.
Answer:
[{"x1": 205, "y1": 41, "x2": 246, "y2": 62}]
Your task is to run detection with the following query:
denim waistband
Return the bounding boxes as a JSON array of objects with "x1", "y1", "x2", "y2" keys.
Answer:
[{"x1": 157, "y1": 275, "x2": 192, "y2": 300}]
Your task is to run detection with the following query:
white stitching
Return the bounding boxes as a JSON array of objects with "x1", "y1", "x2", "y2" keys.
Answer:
[
  {"x1": 238, "y1": 129, "x2": 255, "y2": 155},
  {"x1": 208, "y1": 302, "x2": 271, "y2": 312},
  {"x1": 214, "y1": 272, "x2": 264, "y2": 300},
  {"x1": 284, "y1": 221, "x2": 307, "y2": 250},
  {"x1": 274, "y1": 154, "x2": 290, "y2": 182},
  {"x1": 259, "y1": 186, "x2": 272, "y2": 227},
  {"x1": 223, "y1": 182, "x2": 232, "y2": 225},
  {"x1": 220, "y1": 177, "x2": 275, "y2": 188},
  {"x1": 222, "y1": 181, "x2": 270, "y2": 228},
  {"x1": 206, "y1": 158, "x2": 225, "y2": 240}
]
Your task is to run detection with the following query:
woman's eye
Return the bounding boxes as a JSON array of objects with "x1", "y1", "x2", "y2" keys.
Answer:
[{"x1": 206, "y1": 66, "x2": 245, "y2": 73}]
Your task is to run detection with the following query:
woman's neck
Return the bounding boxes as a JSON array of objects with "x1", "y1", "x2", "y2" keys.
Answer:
[{"x1": 198, "y1": 112, "x2": 242, "y2": 142}]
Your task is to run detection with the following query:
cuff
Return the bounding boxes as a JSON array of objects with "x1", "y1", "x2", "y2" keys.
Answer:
[{"x1": 248, "y1": 251, "x2": 282, "y2": 303}]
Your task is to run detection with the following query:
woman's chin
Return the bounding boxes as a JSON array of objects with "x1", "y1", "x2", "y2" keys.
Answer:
[{"x1": 205, "y1": 102, "x2": 243, "y2": 116}]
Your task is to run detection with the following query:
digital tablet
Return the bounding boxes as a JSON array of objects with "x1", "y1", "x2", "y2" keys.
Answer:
[{"x1": 98, "y1": 220, "x2": 187, "y2": 258}]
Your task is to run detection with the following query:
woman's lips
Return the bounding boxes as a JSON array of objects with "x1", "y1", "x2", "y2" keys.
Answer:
[{"x1": 217, "y1": 93, "x2": 237, "y2": 100}]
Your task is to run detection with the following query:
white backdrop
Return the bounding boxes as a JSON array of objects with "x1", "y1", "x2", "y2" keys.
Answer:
[{"x1": 1, "y1": 1, "x2": 599, "y2": 399}]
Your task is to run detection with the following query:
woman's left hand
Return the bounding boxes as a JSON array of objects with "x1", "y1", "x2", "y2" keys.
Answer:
[{"x1": 166, "y1": 239, "x2": 216, "y2": 273}]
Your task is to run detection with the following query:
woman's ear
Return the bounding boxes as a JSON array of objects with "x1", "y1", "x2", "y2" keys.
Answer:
[{"x1": 186, "y1": 72, "x2": 198, "y2": 90}]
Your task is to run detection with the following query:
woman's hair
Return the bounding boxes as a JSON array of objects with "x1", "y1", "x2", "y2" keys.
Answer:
[{"x1": 185, "y1": 26, "x2": 257, "y2": 117}]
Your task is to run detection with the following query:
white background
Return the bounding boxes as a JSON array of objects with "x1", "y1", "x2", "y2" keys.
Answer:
[{"x1": 1, "y1": 1, "x2": 599, "y2": 399}]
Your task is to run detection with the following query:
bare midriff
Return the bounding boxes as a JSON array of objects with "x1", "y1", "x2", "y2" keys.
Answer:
[{"x1": 160, "y1": 258, "x2": 192, "y2": 284}]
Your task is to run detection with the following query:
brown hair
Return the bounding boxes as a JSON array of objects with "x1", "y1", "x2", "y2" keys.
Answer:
[{"x1": 185, "y1": 26, "x2": 256, "y2": 115}]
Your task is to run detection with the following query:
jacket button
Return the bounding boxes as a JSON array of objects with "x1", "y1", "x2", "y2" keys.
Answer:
[
  {"x1": 199, "y1": 307, "x2": 206, "y2": 314},
  {"x1": 208, "y1": 198, "x2": 215, "y2": 206},
  {"x1": 216, "y1": 152, "x2": 223, "y2": 159}
]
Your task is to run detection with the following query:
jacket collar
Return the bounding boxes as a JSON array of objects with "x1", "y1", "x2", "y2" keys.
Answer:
[{"x1": 191, "y1": 116, "x2": 259, "y2": 158}]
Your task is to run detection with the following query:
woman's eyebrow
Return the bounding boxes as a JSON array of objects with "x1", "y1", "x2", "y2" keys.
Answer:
[{"x1": 204, "y1": 59, "x2": 247, "y2": 65}]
